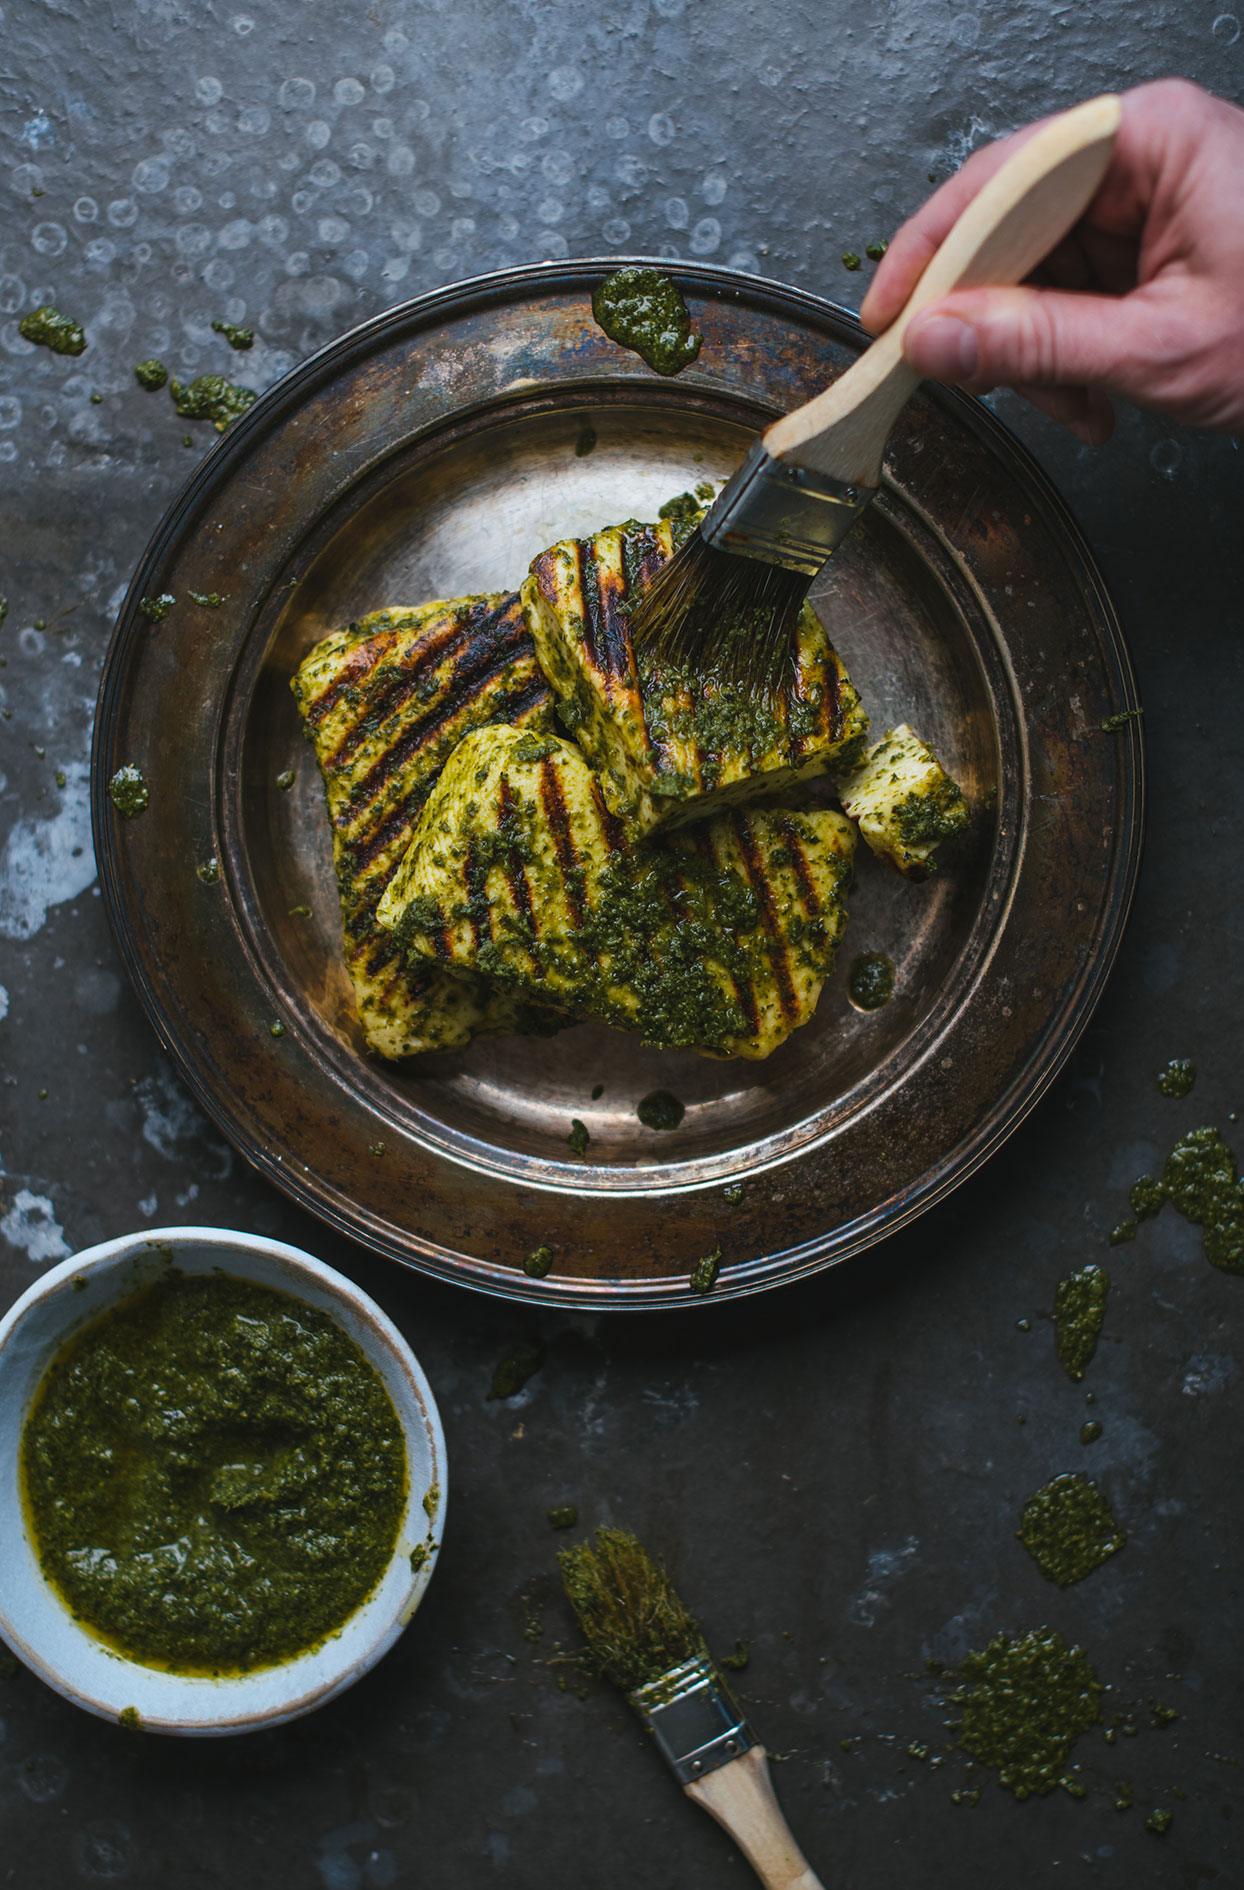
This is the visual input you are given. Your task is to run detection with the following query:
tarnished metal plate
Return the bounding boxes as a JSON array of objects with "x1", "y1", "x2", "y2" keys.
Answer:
[{"x1": 93, "y1": 261, "x2": 1142, "y2": 1308}]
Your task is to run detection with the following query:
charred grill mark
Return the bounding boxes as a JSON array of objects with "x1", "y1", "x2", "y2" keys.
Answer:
[
  {"x1": 301, "y1": 627, "x2": 400, "y2": 727},
  {"x1": 498, "y1": 777, "x2": 538, "y2": 943},
  {"x1": 778, "y1": 816, "x2": 822, "y2": 918},
  {"x1": 731, "y1": 813, "x2": 799, "y2": 1023},
  {"x1": 337, "y1": 648, "x2": 549, "y2": 821},
  {"x1": 353, "y1": 934, "x2": 402, "y2": 980},
  {"x1": 539, "y1": 760, "x2": 584, "y2": 927},
  {"x1": 594, "y1": 559, "x2": 633, "y2": 689},
  {"x1": 575, "y1": 540, "x2": 604, "y2": 679},
  {"x1": 588, "y1": 777, "x2": 629, "y2": 860}
]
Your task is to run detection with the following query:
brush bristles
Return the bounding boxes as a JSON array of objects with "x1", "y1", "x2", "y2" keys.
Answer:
[
  {"x1": 630, "y1": 527, "x2": 811, "y2": 699},
  {"x1": 558, "y1": 1526, "x2": 705, "y2": 1693}
]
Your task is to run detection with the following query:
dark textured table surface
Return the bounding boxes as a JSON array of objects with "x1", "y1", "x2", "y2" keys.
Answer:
[{"x1": 2, "y1": 5, "x2": 1242, "y2": 1886}]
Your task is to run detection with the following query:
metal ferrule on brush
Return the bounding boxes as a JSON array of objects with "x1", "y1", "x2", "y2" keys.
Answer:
[
  {"x1": 629, "y1": 1654, "x2": 757, "y2": 1785},
  {"x1": 702, "y1": 437, "x2": 876, "y2": 577}
]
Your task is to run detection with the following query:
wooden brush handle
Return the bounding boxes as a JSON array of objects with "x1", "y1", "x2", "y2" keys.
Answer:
[
  {"x1": 764, "y1": 92, "x2": 1122, "y2": 488},
  {"x1": 684, "y1": 1745, "x2": 824, "y2": 1890}
]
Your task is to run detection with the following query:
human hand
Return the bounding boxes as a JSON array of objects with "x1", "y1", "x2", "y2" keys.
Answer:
[{"x1": 858, "y1": 79, "x2": 1244, "y2": 443}]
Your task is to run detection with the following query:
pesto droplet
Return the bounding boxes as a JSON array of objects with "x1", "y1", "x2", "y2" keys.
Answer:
[
  {"x1": 188, "y1": 590, "x2": 228, "y2": 608},
  {"x1": 1017, "y1": 1472, "x2": 1125, "y2": 1586},
  {"x1": 847, "y1": 952, "x2": 895, "y2": 1011},
  {"x1": 133, "y1": 358, "x2": 168, "y2": 391},
  {"x1": 567, "y1": 1118, "x2": 591, "y2": 1158},
  {"x1": 1053, "y1": 1263, "x2": 1108, "y2": 1381},
  {"x1": 1157, "y1": 1057, "x2": 1196, "y2": 1098},
  {"x1": 636, "y1": 1089, "x2": 685, "y2": 1131},
  {"x1": 591, "y1": 268, "x2": 701, "y2": 376},
  {"x1": 1130, "y1": 1174, "x2": 1164, "y2": 1220},
  {"x1": 488, "y1": 1341, "x2": 544, "y2": 1400},
  {"x1": 20, "y1": 305, "x2": 87, "y2": 356},
  {"x1": 108, "y1": 764, "x2": 149, "y2": 819},
  {"x1": 1100, "y1": 706, "x2": 1143, "y2": 732},
  {"x1": 842, "y1": 251, "x2": 862, "y2": 271},
  {"x1": 547, "y1": 1503, "x2": 578, "y2": 1529},
  {"x1": 865, "y1": 240, "x2": 888, "y2": 261},
  {"x1": 139, "y1": 594, "x2": 175, "y2": 623},
  {"x1": 953, "y1": 1627, "x2": 1102, "y2": 1799},
  {"x1": 197, "y1": 857, "x2": 220, "y2": 883},
  {"x1": 1162, "y1": 1125, "x2": 1244, "y2": 1273},
  {"x1": 169, "y1": 372, "x2": 257, "y2": 433},
  {"x1": 523, "y1": 1245, "x2": 553, "y2": 1279},
  {"x1": 690, "y1": 1248, "x2": 722, "y2": 1295},
  {"x1": 211, "y1": 319, "x2": 254, "y2": 351}
]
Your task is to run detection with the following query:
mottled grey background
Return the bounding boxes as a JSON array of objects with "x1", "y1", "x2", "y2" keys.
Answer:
[{"x1": 2, "y1": 2, "x2": 1243, "y2": 1886}]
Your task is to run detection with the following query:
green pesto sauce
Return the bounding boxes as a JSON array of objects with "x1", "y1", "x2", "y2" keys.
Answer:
[
  {"x1": 723, "y1": 1183, "x2": 744, "y2": 1206},
  {"x1": 1100, "y1": 707, "x2": 1143, "y2": 732},
  {"x1": 635, "y1": 645, "x2": 823, "y2": 781},
  {"x1": 720, "y1": 1638, "x2": 750, "y2": 1670},
  {"x1": 952, "y1": 1627, "x2": 1103, "y2": 1799},
  {"x1": 893, "y1": 776, "x2": 970, "y2": 846},
  {"x1": 1108, "y1": 1219, "x2": 1137, "y2": 1245},
  {"x1": 133, "y1": 358, "x2": 168, "y2": 391},
  {"x1": 488, "y1": 1341, "x2": 544, "y2": 1400},
  {"x1": 0, "y1": 595, "x2": 7, "y2": 626},
  {"x1": 1080, "y1": 1419, "x2": 1103, "y2": 1444},
  {"x1": 1157, "y1": 1058, "x2": 1196, "y2": 1098},
  {"x1": 847, "y1": 952, "x2": 895, "y2": 1011},
  {"x1": 276, "y1": 768, "x2": 296, "y2": 790},
  {"x1": 591, "y1": 268, "x2": 701, "y2": 376},
  {"x1": 866, "y1": 241, "x2": 888, "y2": 261},
  {"x1": 1130, "y1": 1174, "x2": 1164, "y2": 1219},
  {"x1": 211, "y1": 319, "x2": 254, "y2": 350},
  {"x1": 169, "y1": 373, "x2": 257, "y2": 432},
  {"x1": 690, "y1": 1248, "x2": 722, "y2": 1295},
  {"x1": 1161, "y1": 1125, "x2": 1244, "y2": 1273},
  {"x1": 139, "y1": 594, "x2": 175, "y2": 623},
  {"x1": 1053, "y1": 1263, "x2": 1109, "y2": 1381},
  {"x1": 20, "y1": 306, "x2": 87, "y2": 355},
  {"x1": 20, "y1": 1273, "x2": 406, "y2": 1674},
  {"x1": 1146, "y1": 1808, "x2": 1174, "y2": 1834},
  {"x1": 108, "y1": 765, "x2": 149, "y2": 819},
  {"x1": 188, "y1": 590, "x2": 228, "y2": 608},
  {"x1": 547, "y1": 1503, "x2": 578, "y2": 1529},
  {"x1": 637, "y1": 1089, "x2": 685, "y2": 1131},
  {"x1": 118, "y1": 1705, "x2": 142, "y2": 1730},
  {"x1": 567, "y1": 1118, "x2": 591, "y2": 1158},
  {"x1": 842, "y1": 251, "x2": 862, "y2": 271},
  {"x1": 1017, "y1": 1473, "x2": 1125, "y2": 1586},
  {"x1": 523, "y1": 1245, "x2": 553, "y2": 1279},
  {"x1": 657, "y1": 490, "x2": 703, "y2": 523},
  {"x1": 197, "y1": 857, "x2": 220, "y2": 883}
]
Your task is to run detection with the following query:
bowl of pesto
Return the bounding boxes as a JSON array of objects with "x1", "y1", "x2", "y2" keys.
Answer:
[{"x1": 0, "y1": 1227, "x2": 446, "y2": 1735}]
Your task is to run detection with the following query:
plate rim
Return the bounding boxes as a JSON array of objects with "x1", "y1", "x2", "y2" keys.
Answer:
[{"x1": 92, "y1": 256, "x2": 1144, "y2": 1309}]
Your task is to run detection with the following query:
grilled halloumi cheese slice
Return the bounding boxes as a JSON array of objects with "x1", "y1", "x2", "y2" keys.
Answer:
[
  {"x1": 834, "y1": 723, "x2": 971, "y2": 879},
  {"x1": 520, "y1": 516, "x2": 869, "y2": 836},
  {"x1": 376, "y1": 724, "x2": 856, "y2": 1060},
  {"x1": 291, "y1": 594, "x2": 559, "y2": 1057}
]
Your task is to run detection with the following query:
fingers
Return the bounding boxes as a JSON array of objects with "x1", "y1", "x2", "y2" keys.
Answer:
[{"x1": 901, "y1": 283, "x2": 1167, "y2": 398}]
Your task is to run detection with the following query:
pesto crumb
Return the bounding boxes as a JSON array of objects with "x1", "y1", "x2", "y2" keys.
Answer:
[
  {"x1": 1108, "y1": 1219, "x2": 1137, "y2": 1245},
  {"x1": 197, "y1": 857, "x2": 220, "y2": 883},
  {"x1": 118, "y1": 1705, "x2": 142, "y2": 1731},
  {"x1": 1080, "y1": 1420, "x2": 1103, "y2": 1444},
  {"x1": 488, "y1": 1341, "x2": 544, "y2": 1400},
  {"x1": 269, "y1": 1020, "x2": 286, "y2": 1038},
  {"x1": 20, "y1": 306, "x2": 87, "y2": 355},
  {"x1": 720, "y1": 1639, "x2": 750, "y2": 1671},
  {"x1": 409, "y1": 1541, "x2": 429, "y2": 1572},
  {"x1": 211, "y1": 319, "x2": 254, "y2": 350},
  {"x1": 636, "y1": 1089, "x2": 685, "y2": 1132},
  {"x1": 276, "y1": 768, "x2": 295, "y2": 790},
  {"x1": 1053, "y1": 1263, "x2": 1109, "y2": 1380},
  {"x1": 590, "y1": 1083, "x2": 604, "y2": 1100},
  {"x1": 169, "y1": 372, "x2": 257, "y2": 433},
  {"x1": 523, "y1": 1245, "x2": 553, "y2": 1279},
  {"x1": 567, "y1": 1118, "x2": 591, "y2": 1158},
  {"x1": 55, "y1": 770, "x2": 66, "y2": 788},
  {"x1": 547, "y1": 1503, "x2": 578, "y2": 1529},
  {"x1": 690, "y1": 1247, "x2": 722, "y2": 1295},
  {"x1": 842, "y1": 251, "x2": 862, "y2": 270},
  {"x1": 368, "y1": 1141, "x2": 385, "y2": 1157},
  {"x1": 1130, "y1": 1175, "x2": 1165, "y2": 1219},
  {"x1": 1100, "y1": 707, "x2": 1143, "y2": 732},
  {"x1": 90, "y1": 391, "x2": 102, "y2": 405},
  {"x1": 954, "y1": 1626, "x2": 1102, "y2": 1798},
  {"x1": 139, "y1": 594, "x2": 175, "y2": 623},
  {"x1": 591, "y1": 267, "x2": 701, "y2": 376},
  {"x1": 423, "y1": 1481, "x2": 440, "y2": 1519},
  {"x1": 1146, "y1": 1807, "x2": 1173, "y2": 1835},
  {"x1": 108, "y1": 765, "x2": 149, "y2": 819},
  {"x1": 133, "y1": 358, "x2": 168, "y2": 391},
  {"x1": 188, "y1": 590, "x2": 228, "y2": 608},
  {"x1": 723, "y1": 1182, "x2": 744, "y2": 1206},
  {"x1": 288, "y1": 903, "x2": 311, "y2": 917},
  {"x1": 866, "y1": 240, "x2": 888, "y2": 261},
  {"x1": 1017, "y1": 1472, "x2": 1125, "y2": 1586},
  {"x1": 1157, "y1": 1057, "x2": 1196, "y2": 1098}
]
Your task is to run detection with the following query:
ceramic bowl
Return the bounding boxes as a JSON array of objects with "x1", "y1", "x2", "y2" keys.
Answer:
[{"x1": 0, "y1": 1226, "x2": 446, "y2": 1735}]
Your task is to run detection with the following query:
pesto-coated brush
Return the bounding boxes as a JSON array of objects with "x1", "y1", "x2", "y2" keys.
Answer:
[
  {"x1": 559, "y1": 1527, "x2": 824, "y2": 1890},
  {"x1": 631, "y1": 94, "x2": 1122, "y2": 697}
]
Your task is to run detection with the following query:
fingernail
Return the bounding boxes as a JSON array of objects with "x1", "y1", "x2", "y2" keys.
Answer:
[{"x1": 906, "y1": 313, "x2": 980, "y2": 381}]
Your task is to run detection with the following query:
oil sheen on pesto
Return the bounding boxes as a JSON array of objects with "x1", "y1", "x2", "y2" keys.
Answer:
[
  {"x1": 952, "y1": 1627, "x2": 1102, "y2": 1798},
  {"x1": 1017, "y1": 1472, "x2": 1125, "y2": 1586},
  {"x1": 20, "y1": 1273, "x2": 406, "y2": 1674},
  {"x1": 591, "y1": 268, "x2": 701, "y2": 376},
  {"x1": 1053, "y1": 1262, "x2": 1108, "y2": 1381}
]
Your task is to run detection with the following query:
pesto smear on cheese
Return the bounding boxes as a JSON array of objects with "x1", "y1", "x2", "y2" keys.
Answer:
[{"x1": 21, "y1": 1272, "x2": 406, "y2": 1674}]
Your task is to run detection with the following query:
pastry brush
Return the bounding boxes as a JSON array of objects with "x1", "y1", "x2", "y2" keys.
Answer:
[
  {"x1": 631, "y1": 92, "x2": 1122, "y2": 695},
  {"x1": 560, "y1": 1526, "x2": 823, "y2": 1890}
]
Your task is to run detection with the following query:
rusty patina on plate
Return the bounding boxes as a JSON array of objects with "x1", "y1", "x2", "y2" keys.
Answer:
[{"x1": 93, "y1": 261, "x2": 1142, "y2": 1308}]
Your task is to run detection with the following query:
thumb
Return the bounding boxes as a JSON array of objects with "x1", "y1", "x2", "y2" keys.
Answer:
[{"x1": 902, "y1": 284, "x2": 1160, "y2": 394}]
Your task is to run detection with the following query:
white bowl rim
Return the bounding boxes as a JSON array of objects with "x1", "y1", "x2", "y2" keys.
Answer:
[{"x1": 0, "y1": 1225, "x2": 446, "y2": 1735}]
